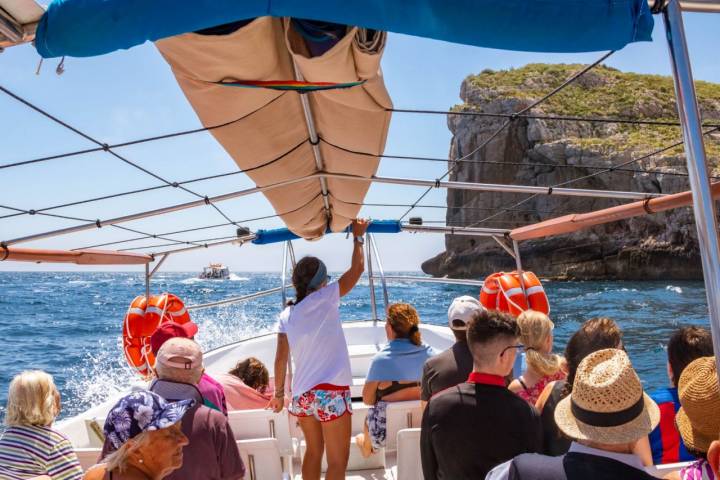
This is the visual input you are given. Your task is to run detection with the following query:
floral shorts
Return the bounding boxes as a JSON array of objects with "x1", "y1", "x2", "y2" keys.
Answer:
[
  {"x1": 366, "y1": 401, "x2": 388, "y2": 450},
  {"x1": 289, "y1": 384, "x2": 352, "y2": 422}
]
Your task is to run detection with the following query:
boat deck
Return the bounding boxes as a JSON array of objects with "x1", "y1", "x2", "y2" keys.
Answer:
[{"x1": 59, "y1": 322, "x2": 450, "y2": 479}]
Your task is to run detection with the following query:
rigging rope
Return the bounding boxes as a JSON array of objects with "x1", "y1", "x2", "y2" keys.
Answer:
[
  {"x1": 319, "y1": 137, "x2": 713, "y2": 179},
  {"x1": 388, "y1": 107, "x2": 720, "y2": 129},
  {"x1": 396, "y1": 50, "x2": 615, "y2": 221},
  {"x1": 0, "y1": 92, "x2": 288, "y2": 171},
  {"x1": 0, "y1": 203, "x2": 204, "y2": 248},
  {"x1": 0, "y1": 84, "x2": 285, "y2": 232},
  {"x1": 0, "y1": 139, "x2": 309, "y2": 221},
  {"x1": 465, "y1": 125, "x2": 720, "y2": 228},
  {"x1": 70, "y1": 193, "x2": 324, "y2": 251}
]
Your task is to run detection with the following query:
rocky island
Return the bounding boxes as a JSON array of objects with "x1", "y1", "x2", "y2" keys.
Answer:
[{"x1": 422, "y1": 64, "x2": 720, "y2": 280}]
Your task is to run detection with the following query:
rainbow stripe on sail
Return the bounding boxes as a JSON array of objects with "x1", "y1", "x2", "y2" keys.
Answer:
[{"x1": 214, "y1": 79, "x2": 365, "y2": 92}]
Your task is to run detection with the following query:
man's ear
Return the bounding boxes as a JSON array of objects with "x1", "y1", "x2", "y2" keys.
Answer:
[{"x1": 708, "y1": 440, "x2": 720, "y2": 477}]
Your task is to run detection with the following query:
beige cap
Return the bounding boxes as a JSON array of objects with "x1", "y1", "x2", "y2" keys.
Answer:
[
  {"x1": 554, "y1": 348, "x2": 659, "y2": 444},
  {"x1": 156, "y1": 337, "x2": 203, "y2": 371}
]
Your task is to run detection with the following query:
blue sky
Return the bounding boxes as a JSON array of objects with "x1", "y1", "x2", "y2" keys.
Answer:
[{"x1": 1, "y1": 13, "x2": 718, "y2": 272}]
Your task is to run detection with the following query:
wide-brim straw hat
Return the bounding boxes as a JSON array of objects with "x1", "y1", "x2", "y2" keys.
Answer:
[
  {"x1": 555, "y1": 348, "x2": 660, "y2": 444},
  {"x1": 676, "y1": 356, "x2": 720, "y2": 453}
]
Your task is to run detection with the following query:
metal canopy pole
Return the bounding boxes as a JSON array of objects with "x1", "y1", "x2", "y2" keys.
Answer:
[
  {"x1": 144, "y1": 263, "x2": 150, "y2": 299},
  {"x1": 366, "y1": 237, "x2": 379, "y2": 324},
  {"x1": 281, "y1": 241, "x2": 290, "y2": 307},
  {"x1": 293, "y1": 63, "x2": 332, "y2": 223},
  {"x1": 148, "y1": 253, "x2": 169, "y2": 279},
  {"x1": 369, "y1": 234, "x2": 390, "y2": 314},
  {"x1": 663, "y1": 0, "x2": 720, "y2": 376},
  {"x1": 512, "y1": 240, "x2": 527, "y2": 296}
]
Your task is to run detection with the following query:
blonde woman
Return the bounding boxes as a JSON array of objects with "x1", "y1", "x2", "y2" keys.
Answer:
[
  {"x1": 508, "y1": 310, "x2": 566, "y2": 405},
  {"x1": 83, "y1": 390, "x2": 192, "y2": 480},
  {"x1": 0, "y1": 370, "x2": 84, "y2": 480},
  {"x1": 356, "y1": 303, "x2": 436, "y2": 457}
]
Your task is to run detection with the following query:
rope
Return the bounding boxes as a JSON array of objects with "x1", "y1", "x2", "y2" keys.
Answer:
[
  {"x1": 0, "y1": 139, "x2": 308, "y2": 221},
  {"x1": 0, "y1": 203, "x2": 202, "y2": 248},
  {"x1": 0, "y1": 84, "x2": 279, "y2": 230},
  {"x1": 388, "y1": 107, "x2": 720, "y2": 129},
  {"x1": 70, "y1": 193, "x2": 324, "y2": 251},
  {"x1": 396, "y1": 51, "x2": 615, "y2": 221},
  {"x1": 466, "y1": 126, "x2": 720, "y2": 228},
  {"x1": 319, "y1": 137, "x2": 709, "y2": 179},
  {"x1": 0, "y1": 92, "x2": 288, "y2": 171}
]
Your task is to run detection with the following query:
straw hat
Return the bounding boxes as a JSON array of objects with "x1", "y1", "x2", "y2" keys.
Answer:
[
  {"x1": 676, "y1": 356, "x2": 720, "y2": 453},
  {"x1": 555, "y1": 348, "x2": 659, "y2": 444}
]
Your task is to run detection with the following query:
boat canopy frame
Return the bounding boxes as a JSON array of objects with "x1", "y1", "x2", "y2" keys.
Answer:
[{"x1": 1, "y1": 0, "x2": 720, "y2": 377}]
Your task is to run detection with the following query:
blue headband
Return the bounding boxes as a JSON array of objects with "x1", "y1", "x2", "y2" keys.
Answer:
[{"x1": 308, "y1": 261, "x2": 328, "y2": 291}]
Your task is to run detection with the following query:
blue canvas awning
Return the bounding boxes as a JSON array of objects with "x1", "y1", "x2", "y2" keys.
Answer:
[{"x1": 35, "y1": 0, "x2": 653, "y2": 58}]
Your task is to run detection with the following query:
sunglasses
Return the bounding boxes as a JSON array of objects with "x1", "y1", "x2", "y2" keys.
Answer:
[{"x1": 500, "y1": 344, "x2": 525, "y2": 357}]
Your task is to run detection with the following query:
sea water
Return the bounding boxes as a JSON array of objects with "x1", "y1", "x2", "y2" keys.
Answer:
[{"x1": 0, "y1": 272, "x2": 710, "y2": 423}]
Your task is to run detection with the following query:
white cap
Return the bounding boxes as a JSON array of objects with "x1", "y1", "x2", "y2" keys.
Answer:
[{"x1": 447, "y1": 295, "x2": 484, "y2": 331}]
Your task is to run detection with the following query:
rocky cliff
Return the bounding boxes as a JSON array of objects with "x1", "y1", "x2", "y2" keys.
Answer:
[{"x1": 422, "y1": 64, "x2": 720, "y2": 280}]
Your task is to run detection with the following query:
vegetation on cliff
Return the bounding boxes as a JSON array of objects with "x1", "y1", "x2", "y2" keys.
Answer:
[{"x1": 457, "y1": 64, "x2": 720, "y2": 160}]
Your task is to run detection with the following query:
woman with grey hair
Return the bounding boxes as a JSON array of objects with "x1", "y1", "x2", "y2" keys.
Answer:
[{"x1": 84, "y1": 390, "x2": 192, "y2": 480}]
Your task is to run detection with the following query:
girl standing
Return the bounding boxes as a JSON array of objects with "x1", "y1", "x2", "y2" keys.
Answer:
[{"x1": 269, "y1": 219, "x2": 369, "y2": 480}]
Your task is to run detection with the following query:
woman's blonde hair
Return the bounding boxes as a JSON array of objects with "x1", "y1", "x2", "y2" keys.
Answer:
[
  {"x1": 5, "y1": 370, "x2": 60, "y2": 427},
  {"x1": 103, "y1": 431, "x2": 153, "y2": 473},
  {"x1": 387, "y1": 303, "x2": 422, "y2": 346},
  {"x1": 517, "y1": 310, "x2": 562, "y2": 377}
]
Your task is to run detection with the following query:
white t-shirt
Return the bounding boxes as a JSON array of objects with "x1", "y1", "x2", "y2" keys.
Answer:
[{"x1": 276, "y1": 282, "x2": 352, "y2": 396}]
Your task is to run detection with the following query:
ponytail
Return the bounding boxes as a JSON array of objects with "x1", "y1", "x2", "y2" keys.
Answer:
[
  {"x1": 290, "y1": 257, "x2": 321, "y2": 305},
  {"x1": 387, "y1": 303, "x2": 422, "y2": 346}
]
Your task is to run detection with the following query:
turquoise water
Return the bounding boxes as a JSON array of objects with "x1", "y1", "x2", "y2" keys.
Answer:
[{"x1": 0, "y1": 272, "x2": 711, "y2": 422}]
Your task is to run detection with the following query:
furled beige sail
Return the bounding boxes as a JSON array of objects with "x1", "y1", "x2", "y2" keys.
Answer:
[{"x1": 156, "y1": 17, "x2": 392, "y2": 239}]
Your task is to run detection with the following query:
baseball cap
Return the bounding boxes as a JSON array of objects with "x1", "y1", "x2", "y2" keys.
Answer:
[
  {"x1": 155, "y1": 337, "x2": 203, "y2": 371},
  {"x1": 447, "y1": 295, "x2": 484, "y2": 331},
  {"x1": 150, "y1": 321, "x2": 199, "y2": 356}
]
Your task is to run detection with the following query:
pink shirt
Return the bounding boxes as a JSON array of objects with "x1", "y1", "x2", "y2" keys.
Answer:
[
  {"x1": 215, "y1": 373, "x2": 289, "y2": 411},
  {"x1": 199, "y1": 373, "x2": 228, "y2": 415}
]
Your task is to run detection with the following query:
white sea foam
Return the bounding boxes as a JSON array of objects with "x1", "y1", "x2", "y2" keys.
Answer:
[
  {"x1": 180, "y1": 277, "x2": 205, "y2": 284},
  {"x1": 229, "y1": 274, "x2": 249, "y2": 281},
  {"x1": 666, "y1": 285, "x2": 683, "y2": 294}
]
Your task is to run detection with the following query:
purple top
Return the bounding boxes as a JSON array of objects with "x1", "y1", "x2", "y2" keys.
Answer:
[
  {"x1": 199, "y1": 373, "x2": 228, "y2": 416},
  {"x1": 680, "y1": 459, "x2": 716, "y2": 480}
]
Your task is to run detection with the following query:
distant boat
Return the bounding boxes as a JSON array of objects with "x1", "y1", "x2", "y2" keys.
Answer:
[{"x1": 199, "y1": 263, "x2": 230, "y2": 280}]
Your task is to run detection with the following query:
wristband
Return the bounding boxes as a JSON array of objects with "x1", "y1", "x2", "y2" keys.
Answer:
[{"x1": 274, "y1": 391, "x2": 285, "y2": 398}]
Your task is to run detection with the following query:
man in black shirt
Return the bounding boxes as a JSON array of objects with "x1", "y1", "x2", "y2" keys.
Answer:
[
  {"x1": 420, "y1": 295, "x2": 482, "y2": 406},
  {"x1": 420, "y1": 309, "x2": 542, "y2": 479}
]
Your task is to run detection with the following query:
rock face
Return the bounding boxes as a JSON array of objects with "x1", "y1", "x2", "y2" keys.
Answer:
[{"x1": 422, "y1": 64, "x2": 720, "y2": 280}]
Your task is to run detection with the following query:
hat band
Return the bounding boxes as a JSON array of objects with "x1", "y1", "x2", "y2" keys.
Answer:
[{"x1": 570, "y1": 394, "x2": 644, "y2": 427}]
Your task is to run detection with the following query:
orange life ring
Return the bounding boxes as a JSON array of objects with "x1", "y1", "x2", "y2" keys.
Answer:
[
  {"x1": 479, "y1": 271, "x2": 550, "y2": 317},
  {"x1": 480, "y1": 272, "x2": 501, "y2": 311},
  {"x1": 522, "y1": 271, "x2": 550, "y2": 315},
  {"x1": 145, "y1": 293, "x2": 191, "y2": 326},
  {"x1": 498, "y1": 272, "x2": 529, "y2": 317}
]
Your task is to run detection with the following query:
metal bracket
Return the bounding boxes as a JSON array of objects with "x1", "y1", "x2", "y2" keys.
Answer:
[{"x1": 492, "y1": 235, "x2": 516, "y2": 260}]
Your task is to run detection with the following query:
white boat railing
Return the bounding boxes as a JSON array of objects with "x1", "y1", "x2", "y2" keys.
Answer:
[{"x1": 187, "y1": 287, "x2": 287, "y2": 311}]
